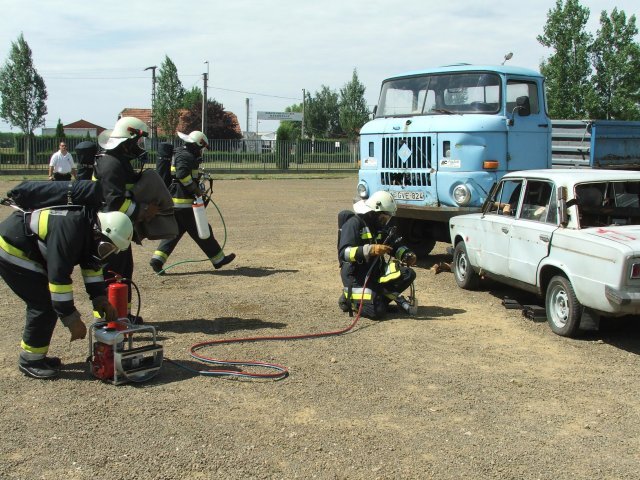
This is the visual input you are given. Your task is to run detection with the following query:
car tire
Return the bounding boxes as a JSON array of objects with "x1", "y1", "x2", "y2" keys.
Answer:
[
  {"x1": 453, "y1": 241, "x2": 480, "y2": 290},
  {"x1": 545, "y1": 275, "x2": 583, "y2": 337}
]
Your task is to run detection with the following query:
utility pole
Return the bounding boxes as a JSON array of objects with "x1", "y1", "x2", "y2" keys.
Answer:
[
  {"x1": 202, "y1": 61, "x2": 209, "y2": 134},
  {"x1": 301, "y1": 88, "x2": 306, "y2": 139},
  {"x1": 144, "y1": 66, "x2": 157, "y2": 140},
  {"x1": 246, "y1": 98, "x2": 250, "y2": 135}
]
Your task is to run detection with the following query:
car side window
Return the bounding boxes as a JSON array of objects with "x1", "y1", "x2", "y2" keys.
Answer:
[
  {"x1": 521, "y1": 180, "x2": 557, "y2": 224},
  {"x1": 488, "y1": 179, "x2": 522, "y2": 216}
]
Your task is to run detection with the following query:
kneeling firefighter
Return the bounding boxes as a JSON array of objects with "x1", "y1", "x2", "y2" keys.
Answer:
[
  {"x1": 338, "y1": 191, "x2": 417, "y2": 319},
  {"x1": 150, "y1": 130, "x2": 235, "y2": 274},
  {"x1": 0, "y1": 209, "x2": 133, "y2": 379}
]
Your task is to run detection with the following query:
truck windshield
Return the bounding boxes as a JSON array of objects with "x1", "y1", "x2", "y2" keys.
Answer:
[{"x1": 376, "y1": 72, "x2": 501, "y2": 117}]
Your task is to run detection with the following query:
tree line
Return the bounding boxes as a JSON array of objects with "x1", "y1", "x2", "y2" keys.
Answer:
[{"x1": 0, "y1": 1, "x2": 638, "y2": 144}]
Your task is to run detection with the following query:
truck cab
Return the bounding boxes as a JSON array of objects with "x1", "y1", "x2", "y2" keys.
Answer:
[{"x1": 356, "y1": 64, "x2": 551, "y2": 255}]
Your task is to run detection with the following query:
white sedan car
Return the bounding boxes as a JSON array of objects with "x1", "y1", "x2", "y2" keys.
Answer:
[{"x1": 449, "y1": 169, "x2": 640, "y2": 337}]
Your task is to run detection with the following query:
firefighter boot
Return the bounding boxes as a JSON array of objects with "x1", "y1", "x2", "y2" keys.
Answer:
[
  {"x1": 214, "y1": 253, "x2": 236, "y2": 270},
  {"x1": 149, "y1": 258, "x2": 165, "y2": 275},
  {"x1": 338, "y1": 294, "x2": 350, "y2": 312},
  {"x1": 18, "y1": 355, "x2": 60, "y2": 379}
]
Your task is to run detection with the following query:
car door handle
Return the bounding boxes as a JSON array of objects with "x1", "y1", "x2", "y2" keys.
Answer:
[
  {"x1": 502, "y1": 226, "x2": 509, "y2": 234},
  {"x1": 538, "y1": 124, "x2": 548, "y2": 128},
  {"x1": 539, "y1": 234, "x2": 550, "y2": 242}
]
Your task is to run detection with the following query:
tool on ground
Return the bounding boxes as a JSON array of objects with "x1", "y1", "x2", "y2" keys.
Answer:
[{"x1": 88, "y1": 277, "x2": 163, "y2": 385}]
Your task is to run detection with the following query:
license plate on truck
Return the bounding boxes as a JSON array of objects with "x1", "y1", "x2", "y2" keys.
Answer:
[{"x1": 391, "y1": 191, "x2": 425, "y2": 201}]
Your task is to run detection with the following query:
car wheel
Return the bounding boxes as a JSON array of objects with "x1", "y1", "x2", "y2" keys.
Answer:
[
  {"x1": 545, "y1": 275, "x2": 583, "y2": 337},
  {"x1": 453, "y1": 241, "x2": 480, "y2": 290}
]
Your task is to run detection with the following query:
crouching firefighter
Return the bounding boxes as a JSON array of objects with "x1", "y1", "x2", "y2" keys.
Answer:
[
  {"x1": 338, "y1": 191, "x2": 417, "y2": 320},
  {"x1": 0, "y1": 208, "x2": 133, "y2": 379}
]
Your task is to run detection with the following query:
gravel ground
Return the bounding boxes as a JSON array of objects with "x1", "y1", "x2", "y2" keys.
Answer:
[{"x1": 0, "y1": 176, "x2": 639, "y2": 480}]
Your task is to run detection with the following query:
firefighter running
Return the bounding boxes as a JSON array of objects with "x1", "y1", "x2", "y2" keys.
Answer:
[
  {"x1": 149, "y1": 130, "x2": 235, "y2": 274},
  {"x1": 0, "y1": 209, "x2": 133, "y2": 379},
  {"x1": 338, "y1": 191, "x2": 417, "y2": 319}
]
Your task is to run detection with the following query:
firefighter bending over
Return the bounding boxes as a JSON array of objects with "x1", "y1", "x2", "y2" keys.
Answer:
[
  {"x1": 149, "y1": 131, "x2": 235, "y2": 274},
  {"x1": 0, "y1": 209, "x2": 133, "y2": 379},
  {"x1": 338, "y1": 191, "x2": 417, "y2": 319}
]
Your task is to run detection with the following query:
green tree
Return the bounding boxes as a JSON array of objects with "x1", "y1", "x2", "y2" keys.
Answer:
[
  {"x1": 55, "y1": 118, "x2": 65, "y2": 138},
  {"x1": 537, "y1": 0, "x2": 593, "y2": 118},
  {"x1": 155, "y1": 55, "x2": 185, "y2": 137},
  {"x1": 305, "y1": 85, "x2": 341, "y2": 138},
  {"x1": 181, "y1": 86, "x2": 202, "y2": 109},
  {"x1": 339, "y1": 69, "x2": 370, "y2": 139},
  {"x1": 0, "y1": 33, "x2": 47, "y2": 164},
  {"x1": 588, "y1": 8, "x2": 640, "y2": 120},
  {"x1": 278, "y1": 103, "x2": 303, "y2": 140}
]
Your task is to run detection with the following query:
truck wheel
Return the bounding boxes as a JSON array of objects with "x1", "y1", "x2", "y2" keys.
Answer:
[
  {"x1": 396, "y1": 218, "x2": 436, "y2": 258},
  {"x1": 545, "y1": 275, "x2": 583, "y2": 337},
  {"x1": 453, "y1": 242, "x2": 480, "y2": 290}
]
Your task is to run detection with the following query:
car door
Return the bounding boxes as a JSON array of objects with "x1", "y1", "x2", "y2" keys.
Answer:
[
  {"x1": 476, "y1": 179, "x2": 523, "y2": 276},
  {"x1": 507, "y1": 179, "x2": 558, "y2": 285}
]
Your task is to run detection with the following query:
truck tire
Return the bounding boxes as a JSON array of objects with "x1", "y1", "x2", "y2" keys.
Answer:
[
  {"x1": 453, "y1": 241, "x2": 480, "y2": 290},
  {"x1": 545, "y1": 275, "x2": 583, "y2": 337},
  {"x1": 396, "y1": 218, "x2": 436, "y2": 258}
]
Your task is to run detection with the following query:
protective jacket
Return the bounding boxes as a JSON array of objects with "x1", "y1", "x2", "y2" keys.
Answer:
[
  {"x1": 0, "y1": 208, "x2": 106, "y2": 319},
  {"x1": 93, "y1": 153, "x2": 143, "y2": 222},
  {"x1": 170, "y1": 147, "x2": 202, "y2": 208}
]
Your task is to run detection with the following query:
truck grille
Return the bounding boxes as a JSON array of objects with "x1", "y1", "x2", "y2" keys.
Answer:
[{"x1": 381, "y1": 136, "x2": 432, "y2": 187}]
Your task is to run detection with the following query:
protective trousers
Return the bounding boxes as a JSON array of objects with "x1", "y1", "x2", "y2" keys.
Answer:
[
  {"x1": 152, "y1": 207, "x2": 223, "y2": 264},
  {"x1": 341, "y1": 262, "x2": 416, "y2": 319},
  {"x1": 0, "y1": 260, "x2": 57, "y2": 354}
]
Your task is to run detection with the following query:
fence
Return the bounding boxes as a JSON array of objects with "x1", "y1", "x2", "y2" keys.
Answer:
[{"x1": 0, "y1": 136, "x2": 360, "y2": 173}]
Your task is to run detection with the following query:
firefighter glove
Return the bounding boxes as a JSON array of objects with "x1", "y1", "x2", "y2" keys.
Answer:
[
  {"x1": 402, "y1": 252, "x2": 417, "y2": 266},
  {"x1": 370, "y1": 244, "x2": 392, "y2": 257},
  {"x1": 60, "y1": 310, "x2": 86, "y2": 341},
  {"x1": 92, "y1": 296, "x2": 118, "y2": 323}
]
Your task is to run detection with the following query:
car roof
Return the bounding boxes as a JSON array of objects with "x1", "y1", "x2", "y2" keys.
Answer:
[{"x1": 502, "y1": 169, "x2": 640, "y2": 186}]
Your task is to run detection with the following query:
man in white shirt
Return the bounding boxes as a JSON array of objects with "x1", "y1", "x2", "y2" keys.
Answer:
[{"x1": 48, "y1": 142, "x2": 77, "y2": 181}]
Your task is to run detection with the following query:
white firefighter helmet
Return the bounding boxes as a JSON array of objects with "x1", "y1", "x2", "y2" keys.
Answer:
[
  {"x1": 177, "y1": 130, "x2": 209, "y2": 149},
  {"x1": 353, "y1": 191, "x2": 397, "y2": 215},
  {"x1": 97, "y1": 211, "x2": 134, "y2": 254},
  {"x1": 99, "y1": 117, "x2": 149, "y2": 150}
]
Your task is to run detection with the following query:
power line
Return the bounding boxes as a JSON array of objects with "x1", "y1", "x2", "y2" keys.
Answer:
[{"x1": 42, "y1": 74, "x2": 299, "y2": 101}]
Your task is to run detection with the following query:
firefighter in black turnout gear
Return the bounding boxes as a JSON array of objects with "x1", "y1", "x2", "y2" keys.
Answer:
[
  {"x1": 0, "y1": 209, "x2": 133, "y2": 379},
  {"x1": 149, "y1": 131, "x2": 235, "y2": 274},
  {"x1": 338, "y1": 191, "x2": 417, "y2": 319},
  {"x1": 94, "y1": 117, "x2": 158, "y2": 322}
]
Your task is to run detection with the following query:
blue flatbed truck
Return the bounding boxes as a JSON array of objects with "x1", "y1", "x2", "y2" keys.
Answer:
[{"x1": 355, "y1": 64, "x2": 640, "y2": 256}]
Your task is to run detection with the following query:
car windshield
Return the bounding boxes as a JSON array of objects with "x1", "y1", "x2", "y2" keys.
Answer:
[
  {"x1": 575, "y1": 181, "x2": 640, "y2": 228},
  {"x1": 376, "y1": 72, "x2": 501, "y2": 117}
]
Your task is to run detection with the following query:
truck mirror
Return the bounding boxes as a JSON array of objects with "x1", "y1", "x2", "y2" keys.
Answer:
[
  {"x1": 371, "y1": 105, "x2": 377, "y2": 119},
  {"x1": 557, "y1": 186, "x2": 568, "y2": 226},
  {"x1": 516, "y1": 96, "x2": 531, "y2": 117}
]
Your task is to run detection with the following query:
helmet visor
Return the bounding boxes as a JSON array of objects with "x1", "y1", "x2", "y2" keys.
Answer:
[{"x1": 97, "y1": 240, "x2": 118, "y2": 260}]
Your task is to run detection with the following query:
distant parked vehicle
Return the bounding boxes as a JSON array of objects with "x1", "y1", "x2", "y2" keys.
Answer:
[{"x1": 449, "y1": 169, "x2": 640, "y2": 337}]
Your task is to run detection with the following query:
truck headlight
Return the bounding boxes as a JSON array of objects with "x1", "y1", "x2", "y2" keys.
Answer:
[
  {"x1": 453, "y1": 184, "x2": 471, "y2": 206},
  {"x1": 357, "y1": 182, "x2": 369, "y2": 199}
]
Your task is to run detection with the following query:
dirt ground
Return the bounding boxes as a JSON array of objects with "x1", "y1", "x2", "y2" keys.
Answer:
[{"x1": 0, "y1": 176, "x2": 639, "y2": 480}]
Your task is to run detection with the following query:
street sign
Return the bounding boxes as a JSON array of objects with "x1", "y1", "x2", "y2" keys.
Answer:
[{"x1": 257, "y1": 111, "x2": 303, "y2": 121}]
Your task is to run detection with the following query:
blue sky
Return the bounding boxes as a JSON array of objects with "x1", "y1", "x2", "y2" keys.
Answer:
[{"x1": 0, "y1": 0, "x2": 638, "y2": 135}]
